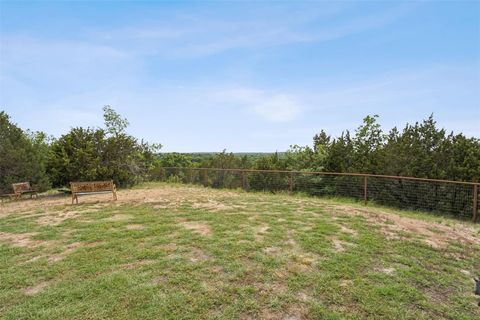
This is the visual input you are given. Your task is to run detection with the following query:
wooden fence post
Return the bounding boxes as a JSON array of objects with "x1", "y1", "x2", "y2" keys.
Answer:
[
  {"x1": 364, "y1": 176, "x2": 368, "y2": 205},
  {"x1": 188, "y1": 169, "x2": 193, "y2": 184},
  {"x1": 289, "y1": 172, "x2": 294, "y2": 193},
  {"x1": 242, "y1": 171, "x2": 247, "y2": 190},
  {"x1": 473, "y1": 184, "x2": 478, "y2": 223}
]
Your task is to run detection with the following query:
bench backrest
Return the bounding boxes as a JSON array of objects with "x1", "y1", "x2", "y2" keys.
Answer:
[
  {"x1": 70, "y1": 181, "x2": 115, "y2": 193},
  {"x1": 12, "y1": 182, "x2": 32, "y2": 194}
]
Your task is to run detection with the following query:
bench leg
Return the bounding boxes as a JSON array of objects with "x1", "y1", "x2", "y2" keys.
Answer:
[{"x1": 113, "y1": 191, "x2": 117, "y2": 201}]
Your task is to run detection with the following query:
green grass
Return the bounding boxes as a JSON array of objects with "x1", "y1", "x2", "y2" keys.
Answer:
[{"x1": 0, "y1": 183, "x2": 479, "y2": 319}]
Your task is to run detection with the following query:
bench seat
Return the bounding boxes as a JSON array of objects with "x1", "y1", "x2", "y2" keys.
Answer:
[
  {"x1": 11, "y1": 182, "x2": 37, "y2": 200},
  {"x1": 74, "y1": 191, "x2": 113, "y2": 195},
  {"x1": 70, "y1": 181, "x2": 117, "y2": 204}
]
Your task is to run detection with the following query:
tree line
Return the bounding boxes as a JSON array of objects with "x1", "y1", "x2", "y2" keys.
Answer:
[
  {"x1": 1, "y1": 108, "x2": 479, "y2": 197},
  {"x1": 157, "y1": 115, "x2": 480, "y2": 183}
]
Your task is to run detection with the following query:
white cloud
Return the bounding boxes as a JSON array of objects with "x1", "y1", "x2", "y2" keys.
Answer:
[
  {"x1": 79, "y1": 3, "x2": 414, "y2": 58},
  {"x1": 213, "y1": 87, "x2": 302, "y2": 122}
]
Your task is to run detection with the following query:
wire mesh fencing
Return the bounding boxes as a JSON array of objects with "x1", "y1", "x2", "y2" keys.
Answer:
[{"x1": 152, "y1": 167, "x2": 479, "y2": 222}]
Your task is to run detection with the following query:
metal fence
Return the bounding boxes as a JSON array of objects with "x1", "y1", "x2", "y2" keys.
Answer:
[{"x1": 153, "y1": 167, "x2": 479, "y2": 222}]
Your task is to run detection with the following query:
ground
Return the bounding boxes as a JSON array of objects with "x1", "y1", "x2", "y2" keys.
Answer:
[{"x1": 0, "y1": 183, "x2": 479, "y2": 320}]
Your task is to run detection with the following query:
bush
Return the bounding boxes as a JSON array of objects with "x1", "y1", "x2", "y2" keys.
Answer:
[
  {"x1": 47, "y1": 107, "x2": 160, "y2": 188},
  {"x1": 0, "y1": 112, "x2": 50, "y2": 193}
]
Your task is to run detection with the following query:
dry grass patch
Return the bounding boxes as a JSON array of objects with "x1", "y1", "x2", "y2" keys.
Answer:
[
  {"x1": 254, "y1": 224, "x2": 269, "y2": 241},
  {"x1": 179, "y1": 220, "x2": 212, "y2": 236},
  {"x1": 242, "y1": 305, "x2": 307, "y2": 320},
  {"x1": 189, "y1": 247, "x2": 209, "y2": 263},
  {"x1": 338, "y1": 225, "x2": 358, "y2": 237},
  {"x1": 119, "y1": 259, "x2": 156, "y2": 270},
  {"x1": 36, "y1": 210, "x2": 82, "y2": 226},
  {"x1": 24, "y1": 281, "x2": 50, "y2": 296},
  {"x1": 125, "y1": 224, "x2": 144, "y2": 230},
  {"x1": 104, "y1": 214, "x2": 133, "y2": 221},
  {"x1": 374, "y1": 267, "x2": 396, "y2": 275},
  {"x1": 328, "y1": 237, "x2": 355, "y2": 253},
  {"x1": 0, "y1": 231, "x2": 55, "y2": 248},
  {"x1": 330, "y1": 204, "x2": 480, "y2": 248}
]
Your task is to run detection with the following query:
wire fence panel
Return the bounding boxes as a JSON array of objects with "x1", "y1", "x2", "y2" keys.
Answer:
[{"x1": 153, "y1": 167, "x2": 479, "y2": 222}]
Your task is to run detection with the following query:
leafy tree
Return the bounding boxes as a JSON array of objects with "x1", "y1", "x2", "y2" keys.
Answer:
[
  {"x1": 323, "y1": 131, "x2": 354, "y2": 173},
  {"x1": 158, "y1": 153, "x2": 194, "y2": 168},
  {"x1": 48, "y1": 107, "x2": 160, "y2": 187},
  {"x1": 0, "y1": 111, "x2": 50, "y2": 193},
  {"x1": 103, "y1": 105, "x2": 129, "y2": 137},
  {"x1": 284, "y1": 145, "x2": 324, "y2": 171},
  {"x1": 352, "y1": 115, "x2": 384, "y2": 173},
  {"x1": 313, "y1": 130, "x2": 331, "y2": 153}
]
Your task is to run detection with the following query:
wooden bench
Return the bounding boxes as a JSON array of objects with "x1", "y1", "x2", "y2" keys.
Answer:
[
  {"x1": 70, "y1": 181, "x2": 117, "y2": 204},
  {"x1": 11, "y1": 182, "x2": 37, "y2": 200},
  {"x1": 0, "y1": 193, "x2": 15, "y2": 202}
]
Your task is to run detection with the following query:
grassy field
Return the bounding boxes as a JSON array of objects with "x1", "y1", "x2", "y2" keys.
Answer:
[{"x1": 0, "y1": 183, "x2": 479, "y2": 319}]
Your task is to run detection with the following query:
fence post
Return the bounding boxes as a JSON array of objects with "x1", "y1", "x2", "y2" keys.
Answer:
[
  {"x1": 473, "y1": 184, "x2": 478, "y2": 223},
  {"x1": 188, "y1": 169, "x2": 193, "y2": 184},
  {"x1": 242, "y1": 170, "x2": 247, "y2": 190},
  {"x1": 364, "y1": 176, "x2": 368, "y2": 205},
  {"x1": 289, "y1": 172, "x2": 294, "y2": 193}
]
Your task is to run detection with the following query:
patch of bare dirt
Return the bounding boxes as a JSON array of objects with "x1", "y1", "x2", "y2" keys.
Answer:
[
  {"x1": 189, "y1": 247, "x2": 209, "y2": 262},
  {"x1": 297, "y1": 292, "x2": 312, "y2": 302},
  {"x1": 338, "y1": 225, "x2": 358, "y2": 237},
  {"x1": 126, "y1": 224, "x2": 144, "y2": 230},
  {"x1": 254, "y1": 224, "x2": 269, "y2": 241},
  {"x1": 24, "y1": 281, "x2": 50, "y2": 296},
  {"x1": 104, "y1": 214, "x2": 133, "y2": 222},
  {"x1": 374, "y1": 267, "x2": 396, "y2": 275},
  {"x1": 37, "y1": 210, "x2": 81, "y2": 226},
  {"x1": 277, "y1": 239, "x2": 320, "y2": 275},
  {"x1": 48, "y1": 242, "x2": 84, "y2": 263},
  {"x1": 339, "y1": 279, "x2": 353, "y2": 288},
  {"x1": 256, "y1": 281, "x2": 288, "y2": 296},
  {"x1": 157, "y1": 243, "x2": 178, "y2": 253},
  {"x1": 178, "y1": 220, "x2": 212, "y2": 236},
  {"x1": 328, "y1": 237, "x2": 355, "y2": 253},
  {"x1": 263, "y1": 246, "x2": 281, "y2": 254},
  {"x1": 151, "y1": 275, "x2": 167, "y2": 285},
  {"x1": 23, "y1": 241, "x2": 104, "y2": 264},
  {"x1": 192, "y1": 199, "x2": 242, "y2": 211},
  {"x1": 241, "y1": 305, "x2": 307, "y2": 320},
  {"x1": 330, "y1": 204, "x2": 480, "y2": 249},
  {"x1": 0, "y1": 232, "x2": 55, "y2": 248}
]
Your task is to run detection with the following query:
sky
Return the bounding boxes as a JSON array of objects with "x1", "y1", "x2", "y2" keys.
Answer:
[{"x1": 1, "y1": 1, "x2": 479, "y2": 152}]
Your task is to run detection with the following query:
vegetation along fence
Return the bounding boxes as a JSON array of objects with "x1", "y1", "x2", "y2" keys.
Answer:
[{"x1": 155, "y1": 167, "x2": 479, "y2": 222}]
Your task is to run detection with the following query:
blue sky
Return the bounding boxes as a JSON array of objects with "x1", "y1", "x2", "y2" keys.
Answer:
[{"x1": 1, "y1": 1, "x2": 479, "y2": 152}]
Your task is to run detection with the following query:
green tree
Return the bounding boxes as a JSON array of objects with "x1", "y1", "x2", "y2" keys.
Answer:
[
  {"x1": 48, "y1": 107, "x2": 161, "y2": 187},
  {"x1": 0, "y1": 111, "x2": 50, "y2": 193},
  {"x1": 352, "y1": 115, "x2": 384, "y2": 173},
  {"x1": 323, "y1": 131, "x2": 354, "y2": 173},
  {"x1": 103, "y1": 105, "x2": 129, "y2": 137},
  {"x1": 284, "y1": 145, "x2": 325, "y2": 171}
]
